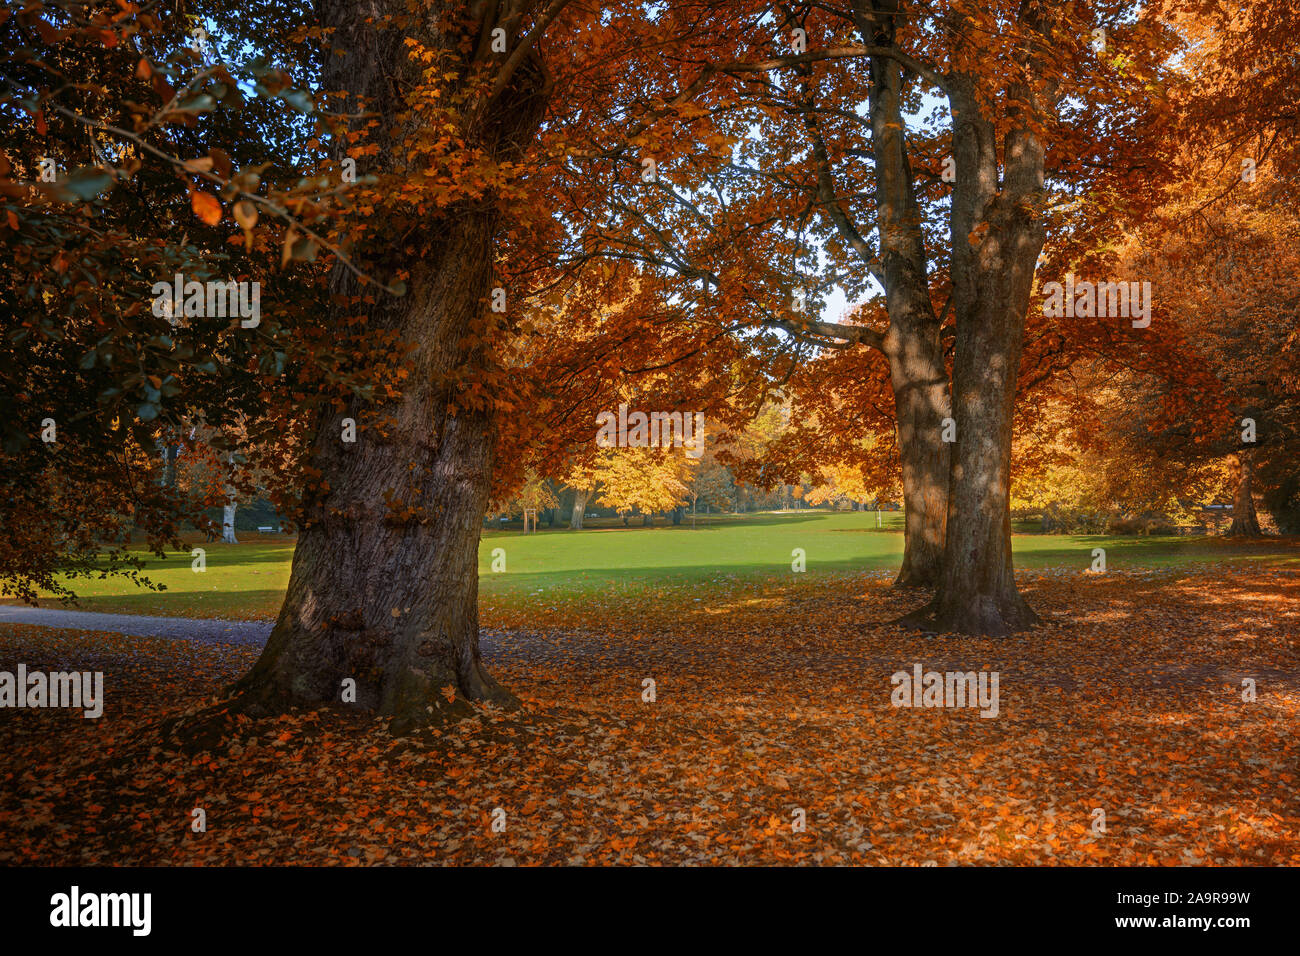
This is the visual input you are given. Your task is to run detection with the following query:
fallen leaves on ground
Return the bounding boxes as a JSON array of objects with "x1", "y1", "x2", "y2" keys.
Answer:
[{"x1": 0, "y1": 566, "x2": 1296, "y2": 865}]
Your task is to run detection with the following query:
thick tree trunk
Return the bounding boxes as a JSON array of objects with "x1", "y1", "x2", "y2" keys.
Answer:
[
  {"x1": 230, "y1": 0, "x2": 546, "y2": 731},
  {"x1": 899, "y1": 260, "x2": 1041, "y2": 635},
  {"x1": 898, "y1": 63, "x2": 1047, "y2": 634},
  {"x1": 1227, "y1": 454, "x2": 1262, "y2": 536},
  {"x1": 799, "y1": 7, "x2": 951, "y2": 587},
  {"x1": 570, "y1": 488, "x2": 590, "y2": 529},
  {"x1": 234, "y1": 218, "x2": 511, "y2": 729}
]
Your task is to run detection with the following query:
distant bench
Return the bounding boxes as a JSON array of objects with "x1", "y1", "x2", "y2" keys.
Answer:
[{"x1": 257, "y1": 526, "x2": 276, "y2": 533}]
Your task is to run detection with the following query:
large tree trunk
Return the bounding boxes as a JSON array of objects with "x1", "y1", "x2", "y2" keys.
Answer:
[
  {"x1": 1227, "y1": 454, "x2": 1262, "y2": 536},
  {"x1": 796, "y1": 2, "x2": 951, "y2": 588},
  {"x1": 230, "y1": 0, "x2": 547, "y2": 732},
  {"x1": 570, "y1": 487, "x2": 590, "y2": 529},
  {"x1": 900, "y1": 242, "x2": 1042, "y2": 635},
  {"x1": 897, "y1": 53, "x2": 1050, "y2": 635}
]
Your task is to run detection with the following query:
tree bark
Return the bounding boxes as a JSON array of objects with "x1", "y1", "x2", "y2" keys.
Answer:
[
  {"x1": 885, "y1": 332, "x2": 949, "y2": 586},
  {"x1": 570, "y1": 487, "x2": 590, "y2": 529},
  {"x1": 221, "y1": 451, "x2": 239, "y2": 544},
  {"x1": 161, "y1": 443, "x2": 180, "y2": 488},
  {"x1": 230, "y1": 0, "x2": 547, "y2": 731},
  {"x1": 1227, "y1": 454, "x2": 1262, "y2": 536},
  {"x1": 221, "y1": 502, "x2": 238, "y2": 544},
  {"x1": 848, "y1": 0, "x2": 952, "y2": 587},
  {"x1": 896, "y1": 41, "x2": 1052, "y2": 634},
  {"x1": 899, "y1": 239, "x2": 1042, "y2": 635}
]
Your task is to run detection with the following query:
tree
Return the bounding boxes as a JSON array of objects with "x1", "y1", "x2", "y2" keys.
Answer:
[
  {"x1": 228, "y1": 0, "x2": 564, "y2": 729},
  {"x1": 488, "y1": 471, "x2": 559, "y2": 525},
  {"x1": 1063, "y1": 0, "x2": 1300, "y2": 539},
  {"x1": 233, "y1": 0, "x2": 777, "y2": 727},
  {"x1": 1, "y1": 0, "x2": 330, "y2": 601},
  {"x1": 564, "y1": 468, "x2": 600, "y2": 530},
  {"x1": 578, "y1": 2, "x2": 1181, "y2": 624},
  {"x1": 572, "y1": 447, "x2": 695, "y2": 526},
  {"x1": 1078, "y1": 167, "x2": 1299, "y2": 536},
  {"x1": 862, "y1": 0, "x2": 1174, "y2": 633}
]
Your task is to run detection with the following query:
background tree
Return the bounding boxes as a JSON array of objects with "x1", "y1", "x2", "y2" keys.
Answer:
[
  {"x1": 1, "y1": 0, "x2": 332, "y2": 600},
  {"x1": 570, "y1": 1, "x2": 1182, "y2": 632}
]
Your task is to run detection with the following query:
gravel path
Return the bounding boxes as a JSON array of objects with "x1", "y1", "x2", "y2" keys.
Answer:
[
  {"x1": 0, "y1": 605, "x2": 274, "y2": 646},
  {"x1": 0, "y1": 605, "x2": 526, "y2": 656}
]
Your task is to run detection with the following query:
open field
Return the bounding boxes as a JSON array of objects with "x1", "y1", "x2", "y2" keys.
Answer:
[
  {"x1": 6, "y1": 511, "x2": 1299, "y2": 628},
  {"x1": 2, "y1": 512, "x2": 1297, "y2": 864}
]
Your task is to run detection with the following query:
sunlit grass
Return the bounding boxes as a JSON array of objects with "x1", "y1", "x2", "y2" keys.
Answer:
[{"x1": 5, "y1": 510, "x2": 1297, "y2": 620}]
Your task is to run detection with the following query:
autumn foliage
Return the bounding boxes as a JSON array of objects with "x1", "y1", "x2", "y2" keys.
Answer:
[{"x1": 0, "y1": 0, "x2": 1298, "y2": 872}]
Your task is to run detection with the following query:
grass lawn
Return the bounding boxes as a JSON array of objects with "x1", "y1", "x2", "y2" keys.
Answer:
[{"x1": 7, "y1": 510, "x2": 1298, "y2": 623}]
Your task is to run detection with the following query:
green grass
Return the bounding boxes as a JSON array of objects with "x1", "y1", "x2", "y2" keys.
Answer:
[{"x1": 7, "y1": 510, "x2": 1298, "y2": 620}]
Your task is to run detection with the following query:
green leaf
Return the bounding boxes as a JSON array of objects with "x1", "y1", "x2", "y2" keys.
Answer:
[
  {"x1": 278, "y1": 89, "x2": 315, "y2": 114},
  {"x1": 59, "y1": 167, "x2": 115, "y2": 202},
  {"x1": 177, "y1": 94, "x2": 216, "y2": 114}
]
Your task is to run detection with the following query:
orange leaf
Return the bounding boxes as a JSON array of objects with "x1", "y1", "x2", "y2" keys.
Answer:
[{"x1": 191, "y1": 190, "x2": 222, "y2": 226}]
